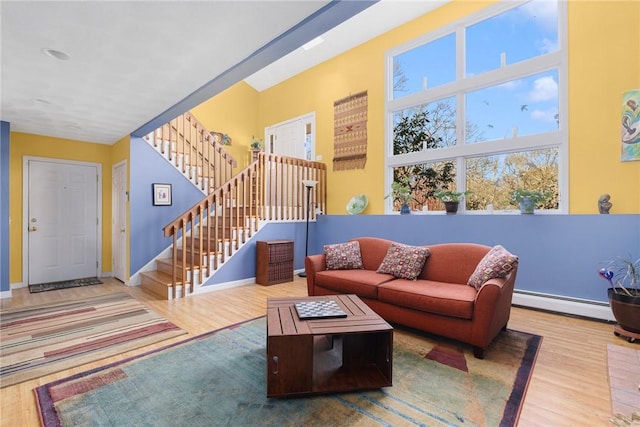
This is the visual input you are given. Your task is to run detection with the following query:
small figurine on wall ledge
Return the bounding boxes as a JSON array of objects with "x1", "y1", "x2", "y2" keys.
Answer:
[{"x1": 598, "y1": 194, "x2": 612, "y2": 214}]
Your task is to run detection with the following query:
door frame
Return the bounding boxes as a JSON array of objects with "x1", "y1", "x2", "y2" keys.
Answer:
[
  {"x1": 22, "y1": 156, "x2": 102, "y2": 286},
  {"x1": 112, "y1": 160, "x2": 127, "y2": 283}
]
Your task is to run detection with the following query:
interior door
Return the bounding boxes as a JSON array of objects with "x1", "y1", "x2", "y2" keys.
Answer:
[
  {"x1": 27, "y1": 160, "x2": 98, "y2": 284},
  {"x1": 112, "y1": 161, "x2": 127, "y2": 282},
  {"x1": 268, "y1": 120, "x2": 302, "y2": 158},
  {"x1": 265, "y1": 113, "x2": 315, "y2": 160}
]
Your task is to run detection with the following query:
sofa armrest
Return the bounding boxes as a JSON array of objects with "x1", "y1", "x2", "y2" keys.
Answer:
[
  {"x1": 304, "y1": 254, "x2": 327, "y2": 296},
  {"x1": 470, "y1": 269, "x2": 517, "y2": 348}
]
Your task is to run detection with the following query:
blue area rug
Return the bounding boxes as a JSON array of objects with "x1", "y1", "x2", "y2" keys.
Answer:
[{"x1": 35, "y1": 317, "x2": 540, "y2": 426}]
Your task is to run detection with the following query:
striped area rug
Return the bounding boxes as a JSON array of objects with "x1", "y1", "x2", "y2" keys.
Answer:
[{"x1": 0, "y1": 292, "x2": 186, "y2": 388}]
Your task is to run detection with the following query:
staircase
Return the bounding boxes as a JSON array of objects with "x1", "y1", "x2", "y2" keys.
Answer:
[
  {"x1": 138, "y1": 114, "x2": 327, "y2": 300},
  {"x1": 140, "y1": 205, "x2": 255, "y2": 299},
  {"x1": 143, "y1": 112, "x2": 237, "y2": 193}
]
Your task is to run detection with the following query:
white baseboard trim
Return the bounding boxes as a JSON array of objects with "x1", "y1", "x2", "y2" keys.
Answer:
[
  {"x1": 188, "y1": 268, "x2": 306, "y2": 296},
  {"x1": 0, "y1": 289, "x2": 13, "y2": 299},
  {"x1": 512, "y1": 290, "x2": 614, "y2": 321},
  {"x1": 192, "y1": 278, "x2": 256, "y2": 295}
]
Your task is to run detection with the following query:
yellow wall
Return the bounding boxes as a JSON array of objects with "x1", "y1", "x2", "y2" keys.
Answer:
[
  {"x1": 568, "y1": 1, "x2": 640, "y2": 213},
  {"x1": 252, "y1": 0, "x2": 638, "y2": 214},
  {"x1": 191, "y1": 81, "x2": 261, "y2": 169},
  {"x1": 259, "y1": 1, "x2": 494, "y2": 215},
  {"x1": 9, "y1": 132, "x2": 129, "y2": 284}
]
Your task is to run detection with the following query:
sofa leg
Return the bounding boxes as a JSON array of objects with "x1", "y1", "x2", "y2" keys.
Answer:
[{"x1": 473, "y1": 346, "x2": 486, "y2": 359}]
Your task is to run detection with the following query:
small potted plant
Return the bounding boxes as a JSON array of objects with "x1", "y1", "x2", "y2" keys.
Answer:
[
  {"x1": 250, "y1": 136, "x2": 263, "y2": 150},
  {"x1": 250, "y1": 136, "x2": 263, "y2": 161},
  {"x1": 598, "y1": 255, "x2": 640, "y2": 340},
  {"x1": 510, "y1": 189, "x2": 551, "y2": 214},
  {"x1": 386, "y1": 177, "x2": 413, "y2": 214},
  {"x1": 434, "y1": 190, "x2": 471, "y2": 214}
]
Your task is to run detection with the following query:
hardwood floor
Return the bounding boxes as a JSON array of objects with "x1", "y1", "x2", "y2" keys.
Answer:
[{"x1": 1, "y1": 277, "x2": 634, "y2": 426}]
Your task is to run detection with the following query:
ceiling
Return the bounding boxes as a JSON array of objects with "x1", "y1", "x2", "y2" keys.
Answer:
[{"x1": 1, "y1": 0, "x2": 447, "y2": 145}]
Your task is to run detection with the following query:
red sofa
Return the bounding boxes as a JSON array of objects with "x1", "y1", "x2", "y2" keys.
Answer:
[{"x1": 304, "y1": 237, "x2": 518, "y2": 359}]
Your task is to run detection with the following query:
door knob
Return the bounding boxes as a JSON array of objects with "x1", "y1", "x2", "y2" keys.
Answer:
[{"x1": 28, "y1": 226, "x2": 37, "y2": 232}]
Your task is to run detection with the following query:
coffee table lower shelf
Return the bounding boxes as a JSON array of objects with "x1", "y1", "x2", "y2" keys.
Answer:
[
  {"x1": 266, "y1": 295, "x2": 393, "y2": 398},
  {"x1": 268, "y1": 333, "x2": 392, "y2": 397}
]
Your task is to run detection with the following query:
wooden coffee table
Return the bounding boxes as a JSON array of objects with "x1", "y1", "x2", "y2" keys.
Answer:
[{"x1": 266, "y1": 294, "x2": 393, "y2": 397}]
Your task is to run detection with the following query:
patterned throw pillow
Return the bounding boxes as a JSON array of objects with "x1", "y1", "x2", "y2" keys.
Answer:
[
  {"x1": 467, "y1": 245, "x2": 519, "y2": 290},
  {"x1": 324, "y1": 241, "x2": 364, "y2": 270},
  {"x1": 377, "y1": 243, "x2": 430, "y2": 280}
]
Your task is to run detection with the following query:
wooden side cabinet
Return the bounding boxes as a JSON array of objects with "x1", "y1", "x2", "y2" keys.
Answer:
[{"x1": 256, "y1": 240, "x2": 294, "y2": 285}]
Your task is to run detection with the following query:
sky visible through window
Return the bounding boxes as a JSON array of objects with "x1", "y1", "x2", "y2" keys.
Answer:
[{"x1": 394, "y1": 0, "x2": 559, "y2": 144}]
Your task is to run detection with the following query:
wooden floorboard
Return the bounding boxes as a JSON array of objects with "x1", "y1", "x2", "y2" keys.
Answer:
[{"x1": 0, "y1": 277, "x2": 635, "y2": 426}]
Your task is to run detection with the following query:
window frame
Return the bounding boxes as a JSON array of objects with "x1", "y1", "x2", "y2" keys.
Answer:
[{"x1": 385, "y1": 0, "x2": 568, "y2": 214}]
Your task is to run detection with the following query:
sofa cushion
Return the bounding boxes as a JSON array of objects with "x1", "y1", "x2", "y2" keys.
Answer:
[
  {"x1": 417, "y1": 243, "x2": 491, "y2": 283},
  {"x1": 324, "y1": 241, "x2": 364, "y2": 270},
  {"x1": 377, "y1": 242, "x2": 430, "y2": 280},
  {"x1": 349, "y1": 237, "x2": 394, "y2": 271},
  {"x1": 378, "y1": 279, "x2": 477, "y2": 320},
  {"x1": 315, "y1": 270, "x2": 395, "y2": 299},
  {"x1": 467, "y1": 245, "x2": 519, "y2": 290}
]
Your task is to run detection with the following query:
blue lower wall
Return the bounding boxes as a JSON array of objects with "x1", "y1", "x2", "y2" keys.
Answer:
[
  {"x1": 201, "y1": 213, "x2": 638, "y2": 305},
  {"x1": 311, "y1": 214, "x2": 640, "y2": 304},
  {"x1": 129, "y1": 137, "x2": 206, "y2": 274},
  {"x1": 205, "y1": 221, "x2": 312, "y2": 285}
]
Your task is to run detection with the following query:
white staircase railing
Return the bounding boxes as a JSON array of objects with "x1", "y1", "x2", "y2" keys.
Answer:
[{"x1": 144, "y1": 112, "x2": 237, "y2": 193}]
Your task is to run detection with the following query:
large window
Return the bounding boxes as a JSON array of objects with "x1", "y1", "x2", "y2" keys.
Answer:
[{"x1": 386, "y1": 0, "x2": 565, "y2": 213}]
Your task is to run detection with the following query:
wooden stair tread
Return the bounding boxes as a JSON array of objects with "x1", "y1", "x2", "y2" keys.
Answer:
[{"x1": 140, "y1": 270, "x2": 185, "y2": 286}]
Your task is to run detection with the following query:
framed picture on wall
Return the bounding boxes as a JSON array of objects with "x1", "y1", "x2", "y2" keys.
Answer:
[{"x1": 152, "y1": 183, "x2": 172, "y2": 206}]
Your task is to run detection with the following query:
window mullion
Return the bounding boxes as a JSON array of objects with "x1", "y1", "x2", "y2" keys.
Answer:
[{"x1": 456, "y1": 25, "x2": 465, "y2": 150}]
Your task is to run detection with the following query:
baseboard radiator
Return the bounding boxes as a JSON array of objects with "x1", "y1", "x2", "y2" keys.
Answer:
[{"x1": 512, "y1": 290, "x2": 614, "y2": 322}]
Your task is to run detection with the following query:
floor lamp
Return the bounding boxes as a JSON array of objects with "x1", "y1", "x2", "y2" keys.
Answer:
[{"x1": 299, "y1": 179, "x2": 318, "y2": 278}]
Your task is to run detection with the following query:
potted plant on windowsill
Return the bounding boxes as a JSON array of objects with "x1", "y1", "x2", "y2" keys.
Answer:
[
  {"x1": 510, "y1": 189, "x2": 551, "y2": 214},
  {"x1": 598, "y1": 255, "x2": 640, "y2": 341},
  {"x1": 386, "y1": 177, "x2": 413, "y2": 215},
  {"x1": 434, "y1": 190, "x2": 471, "y2": 214}
]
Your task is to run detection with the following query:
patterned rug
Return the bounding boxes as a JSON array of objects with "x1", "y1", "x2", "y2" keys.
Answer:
[
  {"x1": 35, "y1": 317, "x2": 541, "y2": 427},
  {"x1": 1, "y1": 292, "x2": 186, "y2": 388},
  {"x1": 29, "y1": 277, "x2": 103, "y2": 293}
]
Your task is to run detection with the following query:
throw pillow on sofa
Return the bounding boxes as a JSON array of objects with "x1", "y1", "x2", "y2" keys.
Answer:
[
  {"x1": 467, "y1": 245, "x2": 518, "y2": 290},
  {"x1": 377, "y1": 242, "x2": 430, "y2": 280},
  {"x1": 324, "y1": 241, "x2": 364, "y2": 270}
]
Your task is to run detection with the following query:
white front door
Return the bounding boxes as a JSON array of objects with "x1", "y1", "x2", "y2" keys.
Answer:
[
  {"x1": 112, "y1": 161, "x2": 127, "y2": 282},
  {"x1": 27, "y1": 160, "x2": 99, "y2": 284}
]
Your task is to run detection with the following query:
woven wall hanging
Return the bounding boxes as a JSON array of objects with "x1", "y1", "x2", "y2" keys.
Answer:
[{"x1": 333, "y1": 90, "x2": 368, "y2": 171}]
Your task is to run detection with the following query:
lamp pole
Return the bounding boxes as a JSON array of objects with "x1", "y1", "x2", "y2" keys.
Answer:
[{"x1": 299, "y1": 179, "x2": 318, "y2": 278}]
